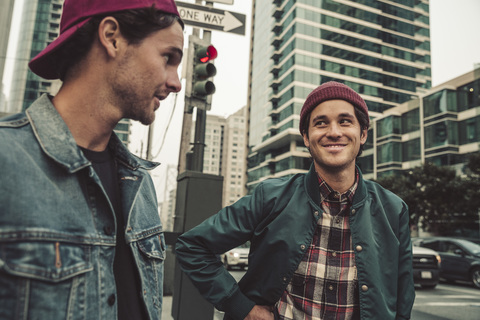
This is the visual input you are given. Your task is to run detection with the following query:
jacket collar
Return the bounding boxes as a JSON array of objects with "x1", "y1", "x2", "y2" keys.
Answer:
[
  {"x1": 304, "y1": 162, "x2": 367, "y2": 206},
  {"x1": 26, "y1": 94, "x2": 159, "y2": 173}
]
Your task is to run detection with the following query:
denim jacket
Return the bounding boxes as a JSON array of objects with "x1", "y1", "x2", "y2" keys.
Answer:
[{"x1": 0, "y1": 95, "x2": 165, "y2": 319}]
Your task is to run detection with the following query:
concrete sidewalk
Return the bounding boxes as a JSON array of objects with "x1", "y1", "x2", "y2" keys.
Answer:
[{"x1": 162, "y1": 295, "x2": 174, "y2": 320}]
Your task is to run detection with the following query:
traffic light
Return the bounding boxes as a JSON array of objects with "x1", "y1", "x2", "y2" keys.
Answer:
[{"x1": 192, "y1": 44, "x2": 217, "y2": 100}]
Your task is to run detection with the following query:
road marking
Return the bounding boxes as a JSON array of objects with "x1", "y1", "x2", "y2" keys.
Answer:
[
  {"x1": 415, "y1": 294, "x2": 478, "y2": 299},
  {"x1": 416, "y1": 302, "x2": 480, "y2": 307}
]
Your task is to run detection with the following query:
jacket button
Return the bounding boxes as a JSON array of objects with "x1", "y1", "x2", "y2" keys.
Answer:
[
  {"x1": 361, "y1": 285, "x2": 368, "y2": 292},
  {"x1": 351, "y1": 209, "x2": 356, "y2": 215},
  {"x1": 104, "y1": 226, "x2": 114, "y2": 236},
  {"x1": 107, "y1": 294, "x2": 116, "y2": 306},
  {"x1": 356, "y1": 245, "x2": 363, "y2": 252},
  {"x1": 300, "y1": 244, "x2": 306, "y2": 250},
  {"x1": 314, "y1": 211, "x2": 319, "y2": 216}
]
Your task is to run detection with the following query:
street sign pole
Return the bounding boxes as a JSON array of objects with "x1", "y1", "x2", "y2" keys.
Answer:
[{"x1": 173, "y1": 2, "x2": 247, "y2": 319}]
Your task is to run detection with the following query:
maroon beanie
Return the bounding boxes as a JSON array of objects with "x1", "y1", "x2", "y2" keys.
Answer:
[
  {"x1": 29, "y1": 0, "x2": 180, "y2": 79},
  {"x1": 299, "y1": 81, "x2": 369, "y2": 135}
]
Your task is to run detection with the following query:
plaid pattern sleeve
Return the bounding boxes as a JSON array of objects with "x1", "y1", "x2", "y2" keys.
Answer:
[{"x1": 277, "y1": 172, "x2": 360, "y2": 320}]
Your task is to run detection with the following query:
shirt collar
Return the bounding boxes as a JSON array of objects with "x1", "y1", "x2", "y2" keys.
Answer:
[
  {"x1": 26, "y1": 94, "x2": 159, "y2": 173},
  {"x1": 317, "y1": 169, "x2": 359, "y2": 203}
]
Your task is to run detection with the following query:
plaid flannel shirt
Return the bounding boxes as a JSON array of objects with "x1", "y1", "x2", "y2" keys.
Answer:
[{"x1": 277, "y1": 171, "x2": 360, "y2": 320}]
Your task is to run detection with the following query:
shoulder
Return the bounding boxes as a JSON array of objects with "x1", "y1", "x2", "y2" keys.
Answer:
[
  {"x1": 255, "y1": 172, "x2": 305, "y2": 193},
  {"x1": 0, "y1": 112, "x2": 31, "y2": 147},
  {"x1": 0, "y1": 112, "x2": 30, "y2": 129},
  {"x1": 362, "y1": 178, "x2": 406, "y2": 208}
]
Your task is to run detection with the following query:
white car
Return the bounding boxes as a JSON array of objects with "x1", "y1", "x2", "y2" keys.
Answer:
[
  {"x1": 222, "y1": 244, "x2": 250, "y2": 270},
  {"x1": 412, "y1": 245, "x2": 441, "y2": 289}
]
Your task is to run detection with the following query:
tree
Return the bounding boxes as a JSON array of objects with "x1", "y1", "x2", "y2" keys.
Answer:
[
  {"x1": 460, "y1": 153, "x2": 480, "y2": 232},
  {"x1": 375, "y1": 159, "x2": 479, "y2": 235}
]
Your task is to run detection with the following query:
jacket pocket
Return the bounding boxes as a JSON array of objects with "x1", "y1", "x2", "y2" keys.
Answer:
[
  {"x1": 136, "y1": 232, "x2": 166, "y2": 261},
  {"x1": 0, "y1": 241, "x2": 93, "y2": 319},
  {"x1": 0, "y1": 241, "x2": 93, "y2": 282}
]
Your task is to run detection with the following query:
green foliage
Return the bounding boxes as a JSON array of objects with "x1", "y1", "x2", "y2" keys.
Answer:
[{"x1": 375, "y1": 154, "x2": 480, "y2": 235}]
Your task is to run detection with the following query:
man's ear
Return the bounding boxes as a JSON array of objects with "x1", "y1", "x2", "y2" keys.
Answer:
[
  {"x1": 97, "y1": 17, "x2": 122, "y2": 58},
  {"x1": 360, "y1": 127, "x2": 368, "y2": 145},
  {"x1": 303, "y1": 131, "x2": 310, "y2": 149}
]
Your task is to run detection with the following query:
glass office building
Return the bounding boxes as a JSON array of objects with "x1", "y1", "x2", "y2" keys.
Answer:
[
  {"x1": 0, "y1": 0, "x2": 15, "y2": 111},
  {"x1": 360, "y1": 69, "x2": 480, "y2": 179},
  {"x1": 246, "y1": 0, "x2": 431, "y2": 190},
  {"x1": 8, "y1": 0, "x2": 63, "y2": 113}
]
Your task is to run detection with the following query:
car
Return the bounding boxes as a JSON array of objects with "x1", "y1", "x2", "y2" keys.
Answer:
[
  {"x1": 412, "y1": 237, "x2": 480, "y2": 289},
  {"x1": 412, "y1": 245, "x2": 441, "y2": 289},
  {"x1": 221, "y1": 243, "x2": 250, "y2": 270}
]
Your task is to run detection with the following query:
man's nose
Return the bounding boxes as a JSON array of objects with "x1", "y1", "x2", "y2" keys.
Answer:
[
  {"x1": 167, "y1": 71, "x2": 182, "y2": 93},
  {"x1": 326, "y1": 122, "x2": 342, "y2": 137}
]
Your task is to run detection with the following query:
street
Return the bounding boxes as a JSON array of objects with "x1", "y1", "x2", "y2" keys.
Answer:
[
  {"x1": 412, "y1": 282, "x2": 480, "y2": 320},
  {"x1": 212, "y1": 270, "x2": 480, "y2": 320}
]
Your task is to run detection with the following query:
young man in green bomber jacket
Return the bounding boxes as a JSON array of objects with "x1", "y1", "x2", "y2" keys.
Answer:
[{"x1": 176, "y1": 82, "x2": 415, "y2": 320}]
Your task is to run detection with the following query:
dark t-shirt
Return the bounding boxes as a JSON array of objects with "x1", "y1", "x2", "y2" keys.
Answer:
[{"x1": 81, "y1": 147, "x2": 148, "y2": 320}]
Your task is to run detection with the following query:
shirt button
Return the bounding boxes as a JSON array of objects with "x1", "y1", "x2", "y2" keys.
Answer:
[
  {"x1": 335, "y1": 218, "x2": 341, "y2": 224},
  {"x1": 103, "y1": 226, "x2": 114, "y2": 236},
  {"x1": 107, "y1": 294, "x2": 116, "y2": 306},
  {"x1": 356, "y1": 245, "x2": 363, "y2": 252},
  {"x1": 332, "y1": 252, "x2": 337, "y2": 257},
  {"x1": 361, "y1": 285, "x2": 368, "y2": 292},
  {"x1": 329, "y1": 285, "x2": 334, "y2": 291}
]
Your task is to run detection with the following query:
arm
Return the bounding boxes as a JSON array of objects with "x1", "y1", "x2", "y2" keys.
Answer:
[
  {"x1": 396, "y1": 205, "x2": 415, "y2": 319},
  {"x1": 175, "y1": 184, "x2": 268, "y2": 320}
]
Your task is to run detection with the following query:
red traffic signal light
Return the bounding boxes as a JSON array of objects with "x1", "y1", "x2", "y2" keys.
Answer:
[{"x1": 196, "y1": 45, "x2": 218, "y2": 63}]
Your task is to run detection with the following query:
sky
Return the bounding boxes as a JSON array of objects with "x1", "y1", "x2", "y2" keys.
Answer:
[{"x1": 2, "y1": 0, "x2": 480, "y2": 200}]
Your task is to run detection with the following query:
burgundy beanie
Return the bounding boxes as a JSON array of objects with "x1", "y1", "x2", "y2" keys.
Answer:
[
  {"x1": 299, "y1": 81, "x2": 369, "y2": 135},
  {"x1": 29, "y1": 0, "x2": 180, "y2": 80}
]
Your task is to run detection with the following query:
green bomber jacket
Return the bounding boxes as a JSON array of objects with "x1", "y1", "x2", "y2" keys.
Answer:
[{"x1": 175, "y1": 163, "x2": 415, "y2": 320}]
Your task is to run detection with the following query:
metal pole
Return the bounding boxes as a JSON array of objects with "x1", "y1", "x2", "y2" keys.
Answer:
[
  {"x1": 146, "y1": 123, "x2": 154, "y2": 160},
  {"x1": 190, "y1": 27, "x2": 212, "y2": 172}
]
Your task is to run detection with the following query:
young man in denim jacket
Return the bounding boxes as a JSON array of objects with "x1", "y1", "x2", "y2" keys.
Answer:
[
  {"x1": 176, "y1": 82, "x2": 415, "y2": 320},
  {"x1": 0, "y1": 0, "x2": 183, "y2": 319}
]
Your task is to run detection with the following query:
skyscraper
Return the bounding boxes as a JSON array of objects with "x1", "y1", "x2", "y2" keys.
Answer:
[
  {"x1": 8, "y1": 0, "x2": 63, "y2": 113},
  {"x1": 0, "y1": 0, "x2": 15, "y2": 111},
  {"x1": 246, "y1": 0, "x2": 431, "y2": 190},
  {"x1": 196, "y1": 106, "x2": 248, "y2": 206}
]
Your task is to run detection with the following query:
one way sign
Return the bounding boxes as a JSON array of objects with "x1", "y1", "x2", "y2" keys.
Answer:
[{"x1": 175, "y1": 1, "x2": 246, "y2": 35}]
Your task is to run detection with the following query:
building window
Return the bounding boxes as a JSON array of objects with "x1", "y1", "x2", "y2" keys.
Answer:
[
  {"x1": 402, "y1": 138, "x2": 421, "y2": 162},
  {"x1": 424, "y1": 121, "x2": 458, "y2": 149}
]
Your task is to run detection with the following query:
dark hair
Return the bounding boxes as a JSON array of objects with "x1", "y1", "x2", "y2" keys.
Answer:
[
  {"x1": 354, "y1": 106, "x2": 369, "y2": 158},
  {"x1": 302, "y1": 105, "x2": 370, "y2": 159},
  {"x1": 53, "y1": 6, "x2": 184, "y2": 81}
]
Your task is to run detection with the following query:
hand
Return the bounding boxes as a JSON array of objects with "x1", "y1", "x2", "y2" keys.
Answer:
[{"x1": 244, "y1": 305, "x2": 275, "y2": 320}]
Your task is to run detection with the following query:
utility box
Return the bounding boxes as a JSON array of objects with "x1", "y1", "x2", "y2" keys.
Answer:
[{"x1": 172, "y1": 171, "x2": 223, "y2": 320}]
